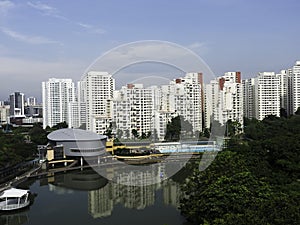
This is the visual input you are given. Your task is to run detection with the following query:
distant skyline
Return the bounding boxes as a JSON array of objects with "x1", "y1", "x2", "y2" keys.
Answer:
[{"x1": 1, "y1": 0, "x2": 300, "y2": 101}]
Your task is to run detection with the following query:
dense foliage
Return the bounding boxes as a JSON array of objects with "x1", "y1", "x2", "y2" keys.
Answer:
[
  {"x1": 165, "y1": 115, "x2": 193, "y2": 141},
  {"x1": 0, "y1": 123, "x2": 50, "y2": 168},
  {"x1": 0, "y1": 129, "x2": 36, "y2": 167},
  {"x1": 180, "y1": 114, "x2": 300, "y2": 224},
  {"x1": 29, "y1": 123, "x2": 48, "y2": 145}
]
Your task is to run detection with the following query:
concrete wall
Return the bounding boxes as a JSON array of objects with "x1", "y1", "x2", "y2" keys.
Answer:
[{"x1": 56, "y1": 139, "x2": 107, "y2": 157}]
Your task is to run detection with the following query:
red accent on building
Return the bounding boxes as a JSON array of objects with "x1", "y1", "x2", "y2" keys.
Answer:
[
  {"x1": 236, "y1": 72, "x2": 241, "y2": 83},
  {"x1": 219, "y1": 77, "x2": 225, "y2": 91},
  {"x1": 197, "y1": 73, "x2": 203, "y2": 86},
  {"x1": 127, "y1": 84, "x2": 135, "y2": 89},
  {"x1": 175, "y1": 79, "x2": 182, "y2": 84},
  {"x1": 198, "y1": 73, "x2": 204, "y2": 113}
]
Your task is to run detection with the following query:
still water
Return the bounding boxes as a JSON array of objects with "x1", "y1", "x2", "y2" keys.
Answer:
[{"x1": 0, "y1": 163, "x2": 190, "y2": 225}]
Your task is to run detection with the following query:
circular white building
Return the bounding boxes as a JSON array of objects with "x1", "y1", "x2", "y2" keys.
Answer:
[{"x1": 47, "y1": 128, "x2": 107, "y2": 158}]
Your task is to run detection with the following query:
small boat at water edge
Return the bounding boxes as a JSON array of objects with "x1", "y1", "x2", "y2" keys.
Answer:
[{"x1": 0, "y1": 188, "x2": 30, "y2": 211}]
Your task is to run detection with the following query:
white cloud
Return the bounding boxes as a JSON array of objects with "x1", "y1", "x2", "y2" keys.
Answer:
[
  {"x1": 187, "y1": 42, "x2": 206, "y2": 50},
  {"x1": 87, "y1": 40, "x2": 215, "y2": 83},
  {"x1": 186, "y1": 41, "x2": 210, "y2": 57},
  {"x1": 0, "y1": 0, "x2": 15, "y2": 15},
  {"x1": 0, "y1": 0, "x2": 14, "y2": 8},
  {"x1": 27, "y1": 2, "x2": 106, "y2": 34},
  {"x1": 77, "y1": 22, "x2": 106, "y2": 34},
  {"x1": 27, "y1": 1, "x2": 55, "y2": 13},
  {"x1": 0, "y1": 56, "x2": 86, "y2": 100},
  {"x1": 0, "y1": 56, "x2": 85, "y2": 76},
  {"x1": 0, "y1": 26, "x2": 62, "y2": 45},
  {"x1": 27, "y1": 1, "x2": 68, "y2": 20},
  {"x1": 77, "y1": 23, "x2": 92, "y2": 29}
]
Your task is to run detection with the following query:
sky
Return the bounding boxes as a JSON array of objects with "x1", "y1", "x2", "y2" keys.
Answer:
[{"x1": 0, "y1": 0, "x2": 299, "y2": 101}]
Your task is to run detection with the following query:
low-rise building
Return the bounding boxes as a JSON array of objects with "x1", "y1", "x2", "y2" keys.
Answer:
[{"x1": 47, "y1": 128, "x2": 107, "y2": 165}]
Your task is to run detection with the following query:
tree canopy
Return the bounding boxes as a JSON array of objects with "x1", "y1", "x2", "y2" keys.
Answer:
[
  {"x1": 0, "y1": 128, "x2": 37, "y2": 168},
  {"x1": 180, "y1": 114, "x2": 300, "y2": 224},
  {"x1": 164, "y1": 115, "x2": 193, "y2": 141}
]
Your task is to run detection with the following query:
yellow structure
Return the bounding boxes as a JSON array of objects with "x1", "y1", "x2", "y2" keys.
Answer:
[
  {"x1": 105, "y1": 139, "x2": 114, "y2": 153},
  {"x1": 47, "y1": 149, "x2": 54, "y2": 161},
  {"x1": 105, "y1": 139, "x2": 152, "y2": 154}
]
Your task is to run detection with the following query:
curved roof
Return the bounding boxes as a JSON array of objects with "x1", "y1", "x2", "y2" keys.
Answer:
[
  {"x1": 1, "y1": 188, "x2": 29, "y2": 198},
  {"x1": 47, "y1": 128, "x2": 106, "y2": 141}
]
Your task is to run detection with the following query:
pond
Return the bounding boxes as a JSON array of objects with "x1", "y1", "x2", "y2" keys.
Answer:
[{"x1": 0, "y1": 162, "x2": 191, "y2": 225}]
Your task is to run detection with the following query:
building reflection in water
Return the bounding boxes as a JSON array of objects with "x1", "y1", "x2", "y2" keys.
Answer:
[
  {"x1": 0, "y1": 211, "x2": 29, "y2": 225},
  {"x1": 47, "y1": 162, "x2": 184, "y2": 219},
  {"x1": 48, "y1": 169, "x2": 108, "y2": 192},
  {"x1": 88, "y1": 179, "x2": 181, "y2": 219},
  {"x1": 88, "y1": 163, "x2": 182, "y2": 219},
  {"x1": 163, "y1": 180, "x2": 181, "y2": 208}
]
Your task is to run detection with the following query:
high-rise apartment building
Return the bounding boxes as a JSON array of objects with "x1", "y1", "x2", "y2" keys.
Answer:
[
  {"x1": 68, "y1": 102, "x2": 80, "y2": 129},
  {"x1": 243, "y1": 78, "x2": 255, "y2": 119},
  {"x1": 154, "y1": 84, "x2": 176, "y2": 141},
  {"x1": 112, "y1": 73, "x2": 203, "y2": 140},
  {"x1": 172, "y1": 73, "x2": 203, "y2": 133},
  {"x1": 24, "y1": 96, "x2": 42, "y2": 118},
  {"x1": 286, "y1": 68, "x2": 294, "y2": 116},
  {"x1": 154, "y1": 73, "x2": 203, "y2": 140},
  {"x1": 0, "y1": 103, "x2": 10, "y2": 124},
  {"x1": 291, "y1": 61, "x2": 300, "y2": 114},
  {"x1": 204, "y1": 79, "x2": 219, "y2": 128},
  {"x1": 244, "y1": 71, "x2": 291, "y2": 120},
  {"x1": 26, "y1": 97, "x2": 37, "y2": 106},
  {"x1": 80, "y1": 71, "x2": 115, "y2": 134},
  {"x1": 42, "y1": 78, "x2": 76, "y2": 129},
  {"x1": 77, "y1": 81, "x2": 87, "y2": 129},
  {"x1": 205, "y1": 72, "x2": 243, "y2": 127},
  {"x1": 276, "y1": 70, "x2": 290, "y2": 114},
  {"x1": 254, "y1": 72, "x2": 280, "y2": 120},
  {"x1": 9, "y1": 92, "x2": 25, "y2": 118},
  {"x1": 113, "y1": 83, "x2": 154, "y2": 139}
]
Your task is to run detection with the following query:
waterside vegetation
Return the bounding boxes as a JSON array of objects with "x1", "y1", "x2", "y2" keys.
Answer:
[{"x1": 180, "y1": 112, "x2": 300, "y2": 224}]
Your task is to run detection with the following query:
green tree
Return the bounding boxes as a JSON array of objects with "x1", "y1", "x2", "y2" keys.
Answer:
[
  {"x1": 29, "y1": 123, "x2": 48, "y2": 145},
  {"x1": 280, "y1": 107, "x2": 288, "y2": 118},
  {"x1": 113, "y1": 137, "x2": 123, "y2": 146},
  {"x1": 164, "y1": 115, "x2": 193, "y2": 141},
  {"x1": 104, "y1": 122, "x2": 113, "y2": 138},
  {"x1": 180, "y1": 114, "x2": 300, "y2": 224},
  {"x1": 141, "y1": 132, "x2": 147, "y2": 139},
  {"x1": 199, "y1": 128, "x2": 210, "y2": 139},
  {"x1": 0, "y1": 128, "x2": 38, "y2": 167},
  {"x1": 146, "y1": 131, "x2": 151, "y2": 139},
  {"x1": 52, "y1": 121, "x2": 68, "y2": 130},
  {"x1": 225, "y1": 120, "x2": 242, "y2": 137},
  {"x1": 131, "y1": 129, "x2": 139, "y2": 139},
  {"x1": 164, "y1": 116, "x2": 181, "y2": 141}
]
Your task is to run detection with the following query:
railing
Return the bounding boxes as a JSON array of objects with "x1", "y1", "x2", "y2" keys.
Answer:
[{"x1": 0, "y1": 201, "x2": 30, "y2": 210}]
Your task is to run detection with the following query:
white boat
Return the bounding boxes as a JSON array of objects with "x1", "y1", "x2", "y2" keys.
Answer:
[{"x1": 0, "y1": 188, "x2": 30, "y2": 211}]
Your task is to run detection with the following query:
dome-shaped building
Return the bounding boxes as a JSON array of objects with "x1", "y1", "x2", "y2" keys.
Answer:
[{"x1": 47, "y1": 128, "x2": 107, "y2": 164}]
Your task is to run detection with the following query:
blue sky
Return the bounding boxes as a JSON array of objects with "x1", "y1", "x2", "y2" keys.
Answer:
[{"x1": 0, "y1": 0, "x2": 299, "y2": 101}]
